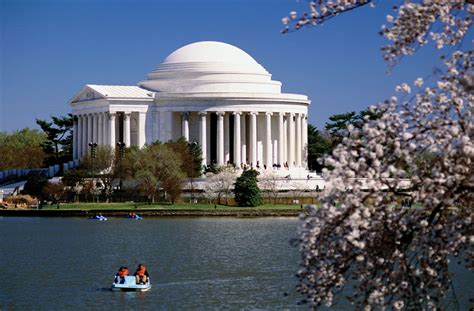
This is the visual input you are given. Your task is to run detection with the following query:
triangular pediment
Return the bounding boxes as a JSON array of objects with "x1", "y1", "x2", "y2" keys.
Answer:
[
  {"x1": 70, "y1": 84, "x2": 154, "y2": 104},
  {"x1": 70, "y1": 85, "x2": 106, "y2": 104}
]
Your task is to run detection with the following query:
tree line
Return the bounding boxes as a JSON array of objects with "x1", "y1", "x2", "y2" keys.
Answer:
[
  {"x1": 1, "y1": 110, "x2": 375, "y2": 174},
  {"x1": 0, "y1": 115, "x2": 73, "y2": 170}
]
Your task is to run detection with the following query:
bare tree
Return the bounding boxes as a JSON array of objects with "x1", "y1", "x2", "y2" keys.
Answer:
[
  {"x1": 81, "y1": 145, "x2": 118, "y2": 202},
  {"x1": 290, "y1": 181, "x2": 309, "y2": 205},
  {"x1": 258, "y1": 170, "x2": 281, "y2": 204},
  {"x1": 43, "y1": 181, "x2": 65, "y2": 208},
  {"x1": 204, "y1": 167, "x2": 237, "y2": 205}
]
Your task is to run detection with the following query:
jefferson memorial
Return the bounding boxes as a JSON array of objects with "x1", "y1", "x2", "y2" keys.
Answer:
[{"x1": 70, "y1": 41, "x2": 310, "y2": 173}]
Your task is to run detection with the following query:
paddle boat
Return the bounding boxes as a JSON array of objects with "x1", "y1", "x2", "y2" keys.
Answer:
[
  {"x1": 126, "y1": 213, "x2": 142, "y2": 220},
  {"x1": 111, "y1": 276, "x2": 151, "y2": 292},
  {"x1": 90, "y1": 214, "x2": 107, "y2": 221}
]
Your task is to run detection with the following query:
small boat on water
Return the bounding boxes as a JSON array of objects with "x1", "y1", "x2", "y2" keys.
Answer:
[
  {"x1": 111, "y1": 276, "x2": 151, "y2": 292},
  {"x1": 90, "y1": 215, "x2": 107, "y2": 221},
  {"x1": 127, "y1": 213, "x2": 142, "y2": 220}
]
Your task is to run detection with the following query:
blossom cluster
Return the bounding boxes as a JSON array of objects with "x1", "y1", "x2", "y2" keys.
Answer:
[
  {"x1": 286, "y1": 2, "x2": 474, "y2": 309},
  {"x1": 296, "y1": 49, "x2": 473, "y2": 309},
  {"x1": 282, "y1": 0, "x2": 371, "y2": 33},
  {"x1": 380, "y1": 1, "x2": 473, "y2": 66}
]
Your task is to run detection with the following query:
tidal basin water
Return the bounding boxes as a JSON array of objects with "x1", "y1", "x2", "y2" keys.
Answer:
[
  {"x1": 0, "y1": 217, "x2": 471, "y2": 310},
  {"x1": 0, "y1": 217, "x2": 303, "y2": 310}
]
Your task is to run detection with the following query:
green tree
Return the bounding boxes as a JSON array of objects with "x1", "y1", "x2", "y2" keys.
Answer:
[
  {"x1": 136, "y1": 170, "x2": 158, "y2": 204},
  {"x1": 234, "y1": 169, "x2": 263, "y2": 207},
  {"x1": 62, "y1": 169, "x2": 86, "y2": 187},
  {"x1": 325, "y1": 111, "x2": 358, "y2": 143},
  {"x1": 0, "y1": 128, "x2": 47, "y2": 170},
  {"x1": 307, "y1": 124, "x2": 332, "y2": 173},
  {"x1": 165, "y1": 138, "x2": 203, "y2": 177},
  {"x1": 125, "y1": 143, "x2": 185, "y2": 204},
  {"x1": 325, "y1": 108, "x2": 383, "y2": 146},
  {"x1": 22, "y1": 173, "x2": 49, "y2": 198},
  {"x1": 36, "y1": 114, "x2": 73, "y2": 165}
]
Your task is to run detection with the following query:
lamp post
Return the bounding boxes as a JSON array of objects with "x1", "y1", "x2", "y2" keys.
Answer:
[
  {"x1": 88, "y1": 142, "x2": 97, "y2": 202},
  {"x1": 116, "y1": 142, "x2": 125, "y2": 202},
  {"x1": 188, "y1": 141, "x2": 198, "y2": 203}
]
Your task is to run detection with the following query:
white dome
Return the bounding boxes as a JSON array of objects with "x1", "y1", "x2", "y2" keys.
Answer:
[
  {"x1": 138, "y1": 41, "x2": 281, "y2": 94},
  {"x1": 163, "y1": 41, "x2": 261, "y2": 67}
]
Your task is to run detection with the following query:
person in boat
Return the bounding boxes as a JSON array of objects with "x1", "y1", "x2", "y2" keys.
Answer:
[
  {"x1": 134, "y1": 264, "x2": 149, "y2": 285},
  {"x1": 114, "y1": 266, "x2": 129, "y2": 284}
]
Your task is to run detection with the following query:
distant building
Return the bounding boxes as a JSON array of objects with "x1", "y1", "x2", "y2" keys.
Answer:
[{"x1": 70, "y1": 41, "x2": 310, "y2": 173}]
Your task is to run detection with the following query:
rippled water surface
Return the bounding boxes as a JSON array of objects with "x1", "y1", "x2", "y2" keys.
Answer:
[
  {"x1": 0, "y1": 217, "x2": 471, "y2": 310},
  {"x1": 0, "y1": 217, "x2": 304, "y2": 310}
]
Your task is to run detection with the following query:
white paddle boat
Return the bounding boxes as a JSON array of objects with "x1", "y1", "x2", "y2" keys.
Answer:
[
  {"x1": 90, "y1": 215, "x2": 107, "y2": 221},
  {"x1": 111, "y1": 276, "x2": 151, "y2": 292}
]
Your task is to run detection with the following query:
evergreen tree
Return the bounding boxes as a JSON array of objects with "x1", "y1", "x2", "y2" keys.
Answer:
[
  {"x1": 36, "y1": 114, "x2": 73, "y2": 165},
  {"x1": 306, "y1": 124, "x2": 332, "y2": 173},
  {"x1": 234, "y1": 169, "x2": 262, "y2": 207},
  {"x1": 22, "y1": 173, "x2": 49, "y2": 197}
]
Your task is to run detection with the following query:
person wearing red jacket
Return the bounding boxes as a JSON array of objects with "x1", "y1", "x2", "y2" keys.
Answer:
[
  {"x1": 134, "y1": 264, "x2": 149, "y2": 285},
  {"x1": 114, "y1": 266, "x2": 128, "y2": 284}
]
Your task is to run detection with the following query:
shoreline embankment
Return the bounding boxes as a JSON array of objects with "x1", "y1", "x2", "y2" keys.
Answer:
[{"x1": 0, "y1": 208, "x2": 307, "y2": 218}]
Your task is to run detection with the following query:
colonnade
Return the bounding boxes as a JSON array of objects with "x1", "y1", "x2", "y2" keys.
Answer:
[
  {"x1": 73, "y1": 111, "x2": 146, "y2": 160},
  {"x1": 182, "y1": 111, "x2": 308, "y2": 169},
  {"x1": 73, "y1": 110, "x2": 308, "y2": 171}
]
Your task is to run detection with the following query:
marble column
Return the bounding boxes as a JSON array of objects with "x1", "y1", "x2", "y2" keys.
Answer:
[
  {"x1": 81, "y1": 115, "x2": 87, "y2": 158},
  {"x1": 153, "y1": 111, "x2": 159, "y2": 143},
  {"x1": 283, "y1": 115, "x2": 288, "y2": 165},
  {"x1": 97, "y1": 113, "x2": 103, "y2": 145},
  {"x1": 278, "y1": 113, "x2": 284, "y2": 166},
  {"x1": 224, "y1": 113, "x2": 230, "y2": 164},
  {"x1": 303, "y1": 114, "x2": 308, "y2": 168},
  {"x1": 109, "y1": 113, "x2": 116, "y2": 149},
  {"x1": 73, "y1": 116, "x2": 78, "y2": 160},
  {"x1": 138, "y1": 112, "x2": 146, "y2": 148},
  {"x1": 206, "y1": 114, "x2": 211, "y2": 165},
  {"x1": 123, "y1": 113, "x2": 131, "y2": 147},
  {"x1": 233, "y1": 112, "x2": 241, "y2": 167},
  {"x1": 77, "y1": 115, "x2": 82, "y2": 158},
  {"x1": 241, "y1": 114, "x2": 247, "y2": 164},
  {"x1": 92, "y1": 113, "x2": 98, "y2": 144},
  {"x1": 216, "y1": 112, "x2": 225, "y2": 165},
  {"x1": 265, "y1": 112, "x2": 272, "y2": 168},
  {"x1": 87, "y1": 114, "x2": 93, "y2": 147},
  {"x1": 199, "y1": 112, "x2": 207, "y2": 168},
  {"x1": 296, "y1": 113, "x2": 302, "y2": 167},
  {"x1": 288, "y1": 113, "x2": 295, "y2": 167},
  {"x1": 102, "y1": 113, "x2": 108, "y2": 146},
  {"x1": 181, "y1": 112, "x2": 189, "y2": 141},
  {"x1": 250, "y1": 112, "x2": 257, "y2": 167}
]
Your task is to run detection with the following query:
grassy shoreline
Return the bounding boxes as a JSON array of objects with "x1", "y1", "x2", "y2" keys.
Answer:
[
  {"x1": 0, "y1": 203, "x2": 312, "y2": 217},
  {"x1": 43, "y1": 202, "x2": 306, "y2": 210}
]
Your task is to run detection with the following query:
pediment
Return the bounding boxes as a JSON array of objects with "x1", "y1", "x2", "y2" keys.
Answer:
[{"x1": 70, "y1": 86, "x2": 105, "y2": 103}]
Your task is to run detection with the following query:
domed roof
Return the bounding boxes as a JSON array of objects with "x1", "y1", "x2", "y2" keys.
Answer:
[
  {"x1": 163, "y1": 41, "x2": 261, "y2": 68},
  {"x1": 139, "y1": 41, "x2": 281, "y2": 94}
]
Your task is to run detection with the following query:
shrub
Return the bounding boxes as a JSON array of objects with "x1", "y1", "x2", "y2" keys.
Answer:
[{"x1": 234, "y1": 169, "x2": 262, "y2": 207}]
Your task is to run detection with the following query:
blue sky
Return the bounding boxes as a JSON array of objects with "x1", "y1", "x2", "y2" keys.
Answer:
[{"x1": 1, "y1": 0, "x2": 447, "y2": 132}]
